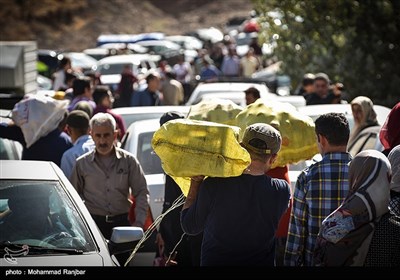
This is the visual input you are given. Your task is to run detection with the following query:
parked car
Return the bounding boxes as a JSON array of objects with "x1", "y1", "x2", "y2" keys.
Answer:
[
  {"x1": 96, "y1": 54, "x2": 159, "y2": 92},
  {"x1": 120, "y1": 119, "x2": 172, "y2": 267},
  {"x1": 83, "y1": 48, "x2": 111, "y2": 61},
  {"x1": 0, "y1": 160, "x2": 143, "y2": 266},
  {"x1": 135, "y1": 40, "x2": 183, "y2": 65},
  {"x1": 61, "y1": 52, "x2": 98, "y2": 73},
  {"x1": 186, "y1": 82, "x2": 305, "y2": 108},
  {"x1": 165, "y1": 35, "x2": 203, "y2": 51},
  {"x1": 111, "y1": 105, "x2": 190, "y2": 129},
  {"x1": 165, "y1": 35, "x2": 202, "y2": 62},
  {"x1": 122, "y1": 119, "x2": 165, "y2": 221}
]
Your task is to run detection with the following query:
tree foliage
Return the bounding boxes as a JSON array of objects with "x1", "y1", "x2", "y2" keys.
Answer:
[{"x1": 254, "y1": 0, "x2": 400, "y2": 107}]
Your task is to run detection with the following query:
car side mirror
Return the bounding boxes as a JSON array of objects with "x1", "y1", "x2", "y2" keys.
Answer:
[
  {"x1": 108, "y1": 226, "x2": 143, "y2": 257},
  {"x1": 110, "y1": 226, "x2": 143, "y2": 243}
]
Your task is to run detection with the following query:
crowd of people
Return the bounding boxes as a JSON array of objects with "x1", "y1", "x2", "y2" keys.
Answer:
[{"x1": 1, "y1": 47, "x2": 399, "y2": 266}]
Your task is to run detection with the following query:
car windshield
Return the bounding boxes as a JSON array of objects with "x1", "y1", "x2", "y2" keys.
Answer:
[
  {"x1": 0, "y1": 180, "x2": 96, "y2": 253},
  {"x1": 137, "y1": 132, "x2": 163, "y2": 175}
]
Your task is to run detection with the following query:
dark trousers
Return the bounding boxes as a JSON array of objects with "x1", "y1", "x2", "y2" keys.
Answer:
[{"x1": 91, "y1": 213, "x2": 131, "y2": 266}]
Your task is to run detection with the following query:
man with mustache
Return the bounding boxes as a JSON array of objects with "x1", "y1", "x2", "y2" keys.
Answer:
[{"x1": 70, "y1": 112, "x2": 149, "y2": 265}]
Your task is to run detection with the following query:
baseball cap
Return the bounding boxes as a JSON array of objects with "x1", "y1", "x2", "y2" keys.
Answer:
[
  {"x1": 67, "y1": 110, "x2": 90, "y2": 129},
  {"x1": 241, "y1": 123, "x2": 282, "y2": 155},
  {"x1": 159, "y1": 111, "x2": 185, "y2": 126}
]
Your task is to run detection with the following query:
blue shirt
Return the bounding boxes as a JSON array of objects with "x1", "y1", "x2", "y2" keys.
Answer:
[
  {"x1": 284, "y1": 152, "x2": 352, "y2": 266},
  {"x1": 181, "y1": 174, "x2": 290, "y2": 266},
  {"x1": 131, "y1": 88, "x2": 160, "y2": 106},
  {"x1": 0, "y1": 124, "x2": 72, "y2": 167},
  {"x1": 60, "y1": 135, "x2": 95, "y2": 179},
  {"x1": 199, "y1": 65, "x2": 221, "y2": 81}
]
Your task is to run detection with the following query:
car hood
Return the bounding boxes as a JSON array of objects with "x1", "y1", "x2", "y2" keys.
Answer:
[{"x1": 0, "y1": 252, "x2": 113, "y2": 266}]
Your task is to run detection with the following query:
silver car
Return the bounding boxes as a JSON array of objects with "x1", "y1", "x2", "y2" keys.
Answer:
[{"x1": 0, "y1": 160, "x2": 143, "y2": 266}]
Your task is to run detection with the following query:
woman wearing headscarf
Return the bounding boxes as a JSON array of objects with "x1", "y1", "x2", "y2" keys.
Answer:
[
  {"x1": 313, "y1": 150, "x2": 391, "y2": 266},
  {"x1": 364, "y1": 145, "x2": 400, "y2": 266},
  {"x1": 348, "y1": 96, "x2": 379, "y2": 156},
  {"x1": 379, "y1": 102, "x2": 400, "y2": 156}
]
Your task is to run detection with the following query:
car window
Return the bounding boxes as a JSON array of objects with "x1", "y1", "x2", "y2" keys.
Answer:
[
  {"x1": 137, "y1": 132, "x2": 163, "y2": 175},
  {"x1": 0, "y1": 181, "x2": 96, "y2": 252},
  {"x1": 99, "y1": 63, "x2": 138, "y2": 75}
]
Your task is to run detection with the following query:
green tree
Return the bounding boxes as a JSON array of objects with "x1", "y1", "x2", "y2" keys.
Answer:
[{"x1": 254, "y1": 0, "x2": 400, "y2": 107}]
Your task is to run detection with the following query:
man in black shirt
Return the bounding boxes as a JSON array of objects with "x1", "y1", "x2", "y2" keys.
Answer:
[
  {"x1": 305, "y1": 72, "x2": 337, "y2": 105},
  {"x1": 181, "y1": 123, "x2": 290, "y2": 266}
]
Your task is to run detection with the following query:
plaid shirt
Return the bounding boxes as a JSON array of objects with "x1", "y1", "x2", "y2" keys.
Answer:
[{"x1": 284, "y1": 152, "x2": 352, "y2": 266}]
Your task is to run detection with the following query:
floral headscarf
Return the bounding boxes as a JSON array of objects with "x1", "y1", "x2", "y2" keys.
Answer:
[{"x1": 314, "y1": 150, "x2": 391, "y2": 266}]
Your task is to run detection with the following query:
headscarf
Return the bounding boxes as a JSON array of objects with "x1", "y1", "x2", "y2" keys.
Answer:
[
  {"x1": 314, "y1": 150, "x2": 391, "y2": 266},
  {"x1": 348, "y1": 96, "x2": 378, "y2": 147},
  {"x1": 379, "y1": 102, "x2": 400, "y2": 155}
]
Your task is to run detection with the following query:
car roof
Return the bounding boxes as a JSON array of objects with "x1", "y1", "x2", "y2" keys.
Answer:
[
  {"x1": 111, "y1": 106, "x2": 190, "y2": 128},
  {"x1": 126, "y1": 118, "x2": 160, "y2": 134},
  {"x1": 111, "y1": 105, "x2": 190, "y2": 116},
  {"x1": 297, "y1": 104, "x2": 391, "y2": 125},
  {"x1": 97, "y1": 54, "x2": 142, "y2": 64},
  {"x1": 136, "y1": 40, "x2": 181, "y2": 49},
  {"x1": 0, "y1": 160, "x2": 60, "y2": 180},
  {"x1": 192, "y1": 82, "x2": 269, "y2": 93},
  {"x1": 83, "y1": 48, "x2": 110, "y2": 55}
]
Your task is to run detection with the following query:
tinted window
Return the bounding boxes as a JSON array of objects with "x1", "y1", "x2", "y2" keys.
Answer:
[
  {"x1": 99, "y1": 63, "x2": 138, "y2": 75},
  {"x1": 0, "y1": 181, "x2": 96, "y2": 252}
]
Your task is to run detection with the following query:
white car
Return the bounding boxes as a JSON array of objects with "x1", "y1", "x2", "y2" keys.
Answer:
[
  {"x1": 61, "y1": 52, "x2": 98, "y2": 73},
  {"x1": 0, "y1": 160, "x2": 143, "y2": 266},
  {"x1": 96, "y1": 54, "x2": 159, "y2": 92},
  {"x1": 165, "y1": 35, "x2": 203, "y2": 51},
  {"x1": 122, "y1": 119, "x2": 165, "y2": 221},
  {"x1": 111, "y1": 105, "x2": 190, "y2": 129},
  {"x1": 186, "y1": 82, "x2": 305, "y2": 108}
]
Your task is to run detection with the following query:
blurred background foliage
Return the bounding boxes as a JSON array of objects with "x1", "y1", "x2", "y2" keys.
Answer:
[{"x1": 254, "y1": 0, "x2": 400, "y2": 107}]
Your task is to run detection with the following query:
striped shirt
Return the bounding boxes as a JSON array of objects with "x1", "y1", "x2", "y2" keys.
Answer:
[{"x1": 284, "y1": 152, "x2": 352, "y2": 266}]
